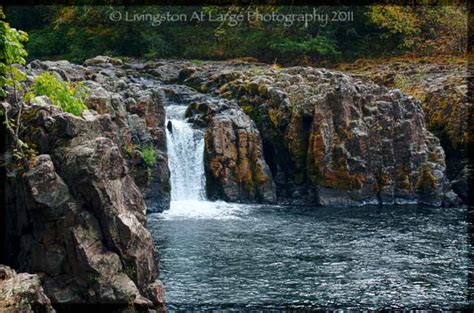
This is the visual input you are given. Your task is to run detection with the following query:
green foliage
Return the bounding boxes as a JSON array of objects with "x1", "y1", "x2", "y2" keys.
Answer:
[
  {"x1": 0, "y1": 8, "x2": 33, "y2": 166},
  {"x1": 27, "y1": 28, "x2": 69, "y2": 58},
  {"x1": 27, "y1": 71, "x2": 87, "y2": 116},
  {"x1": 367, "y1": 4, "x2": 467, "y2": 56},
  {"x1": 191, "y1": 59, "x2": 204, "y2": 66},
  {"x1": 138, "y1": 145, "x2": 157, "y2": 181},
  {"x1": 3, "y1": 4, "x2": 468, "y2": 64},
  {"x1": 140, "y1": 146, "x2": 157, "y2": 168},
  {"x1": 0, "y1": 8, "x2": 28, "y2": 98},
  {"x1": 369, "y1": 5, "x2": 420, "y2": 49},
  {"x1": 270, "y1": 36, "x2": 340, "y2": 57}
]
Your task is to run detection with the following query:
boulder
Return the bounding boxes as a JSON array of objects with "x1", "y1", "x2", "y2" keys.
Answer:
[
  {"x1": 0, "y1": 265, "x2": 54, "y2": 313},
  {"x1": 3, "y1": 150, "x2": 165, "y2": 311},
  {"x1": 83, "y1": 56, "x2": 123, "y2": 66},
  {"x1": 451, "y1": 164, "x2": 472, "y2": 204},
  {"x1": 24, "y1": 59, "x2": 171, "y2": 212}
]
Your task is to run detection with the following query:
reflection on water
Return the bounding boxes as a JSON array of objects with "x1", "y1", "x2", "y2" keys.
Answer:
[{"x1": 148, "y1": 202, "x2": 470, "y2": 310}]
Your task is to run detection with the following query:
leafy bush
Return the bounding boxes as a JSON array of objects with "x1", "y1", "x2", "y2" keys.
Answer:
[
  {"x1": 140, "y1": 146, "x2": 157, "y2": 168},
  {"x1": 368, "y1": 4, "x2": 467, "y2": 56},
  {"x1": 270, "y1": 36, "x2": 340, "y2": 57},
  {"x1": 26, "y1": 28, "x2": 68, "y2": 59},
  {"x1": 27, "y1": 71, "x2": 87, "y2": 116},
  {"x1": 0, "y1": 8, "x2": 34, "y2": 166},
  {"x1": 0, "y1": 9, "x2": 28, "y2": 98},
  {"x1": 140, "y1": 145, "x2": 157, "y2": 181}
]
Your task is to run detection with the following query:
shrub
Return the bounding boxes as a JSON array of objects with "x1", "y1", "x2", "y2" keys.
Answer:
[
  {"x1": 140, "y1": 146, "x2": 157, "y2": 168},
  {"x1": 393, "y1": 74, "x2": 411, "y2": 91},
  {"x1": 139, "y1": 145, "x2": 157, "y2": 181},
  {"x1": 0, "y1": 9, "x2": 28, "y2": 99},
  {"x1": 27, "y1": 71, "x2": 87, "y2": 116},
  {"x1": 191, "y1": 59, "x2": 204, "y2": 66},
  {"x1": 26, "y1": 28, "x2": 68, "y2": 59}
]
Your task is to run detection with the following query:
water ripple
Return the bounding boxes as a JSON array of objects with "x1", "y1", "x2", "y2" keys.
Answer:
[{"x1": 149, "y1": 204, "x2": 470, "y2": 310}]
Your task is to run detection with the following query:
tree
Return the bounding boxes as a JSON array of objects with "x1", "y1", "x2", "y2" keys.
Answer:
[
  {"x1": 0, "y1": 6, "x2": 28, "y2": 99},
  {"x1": 0, "y1": 6, "x2": 30, "y2": 165},
  {"x1": 367, "y1": 4, "x2": 467, "y2": 56}
]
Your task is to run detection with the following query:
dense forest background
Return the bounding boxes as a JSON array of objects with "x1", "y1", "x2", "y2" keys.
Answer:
[{"x1": 3, "y1": 3, "x2": 468, "y2": 65}]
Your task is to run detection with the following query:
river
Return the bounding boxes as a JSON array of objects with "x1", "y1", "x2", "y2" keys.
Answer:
[{"x1": 147, "y1": 103, "x2": 470, "y2": 310}]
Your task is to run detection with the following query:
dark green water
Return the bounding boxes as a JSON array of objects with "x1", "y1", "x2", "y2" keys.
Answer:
[{"x1": 148, "y1": 201, "x2": 470, "y2": 310}]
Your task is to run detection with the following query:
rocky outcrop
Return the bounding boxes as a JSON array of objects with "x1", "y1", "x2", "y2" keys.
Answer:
[
  {"x1": 336, "y1": 59, "x2": 469, "y2": 157},
  {"x1": 83, "y1": 55, "x2": 123, "y2": 66},
  {"x1": 451, "y1": 165, "x2": 472, "y2": 204},
  {"x1": 0, "y1": 56, "x2": 465, "y2": 311},
  {"x1": 0, "y1": 265, "x2": 54, "y2": 312},
  {"x1": 180, "y1": 61, "x2": 456, "y2": 206},
  {"x1": 204, "y1": 107, "x2": 276, "y2": 203},
  {"x1": 26, "y1": 57, "x2": 171, "y2": 213},
  {"x1": 3, "y1": 116, "x2": 165, "y2": 310},
  {"x1": 163, "y1": 83, "x2": 276, "y2": 203},
  {"x1": 1, "y1": 57, "x2": 169, "y2": 311},
  {"x1": 336, "y1": 58, "x2": 471, "y2": 204}
]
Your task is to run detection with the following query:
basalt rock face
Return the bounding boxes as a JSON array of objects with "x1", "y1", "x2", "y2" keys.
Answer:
[
  {"x1": 204, "y1": 107, "x2": 277, "y2": 203},
  {"x1": 180, "y1": 62, "x2": 455, "y2": 206},
  {"x1": 4, "y1": 117, "x2": 165, "y2": 311},
  {"x1": 26, "y1": 57, "x2": 171, "y2": 213},
  {"x1": 337, "y1": 59, "x2": 471, "y2": 204},
  {"x1": 2, "y1": 57, "x2": 168, "y2": 311},
  {"x1": 161, "y1": 82, "x2": 277, "y2": 204},
  {"x1": 0, "y1": 56, "x2": 463, "y2": 311}
]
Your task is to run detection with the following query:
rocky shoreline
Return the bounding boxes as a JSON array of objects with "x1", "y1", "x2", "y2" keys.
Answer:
[
  {"x1": 179, "y1": 61, "x2": 460, "y2": 206},
  {"x1": 336, "y1": 58, "x2": 471, "y2": 204},
  {"x1": 0, "y1": 56, "x2": 467, "y2": 311}
]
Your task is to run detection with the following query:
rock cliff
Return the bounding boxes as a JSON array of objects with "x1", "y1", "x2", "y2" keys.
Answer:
[
  {"x1": 336, "y1": 58, "x2": 471, "y2": 204},
  {"x1": 1, "y1": 56, "x2": 167, "y2": 312},
  {"x1": 27, "y1": 57, "x2": 171, "y2": 213},
  {"x1": 203, "y1": 106, "x2": 276, "y2": 203},
  {"x1": 180, "y1": 61, "x2": 458, "y2": 206},
  {"x1": 164, "y1": 82, "x2": 277, "y2": 203}
]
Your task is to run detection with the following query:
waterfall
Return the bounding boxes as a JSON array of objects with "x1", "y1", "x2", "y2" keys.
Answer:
[
  {"x1": 166, "y1": 105, "x2": 206, "y2": 201},
  {"x1": 162, "y1": 104, "x2": 245, "y2": 220}
]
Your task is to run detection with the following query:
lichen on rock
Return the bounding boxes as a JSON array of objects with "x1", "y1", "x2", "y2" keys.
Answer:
[{"x1": 181, "y1": 61, "x2": 455, "y2": 206}]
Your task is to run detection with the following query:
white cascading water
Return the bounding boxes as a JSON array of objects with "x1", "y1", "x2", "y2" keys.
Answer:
[
  {"x1": 166, "y1": 105, "x2": 206, "y2": 201},
  {"x1": 164, "y1": 105, "x2": 244, "y2": 220}
]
